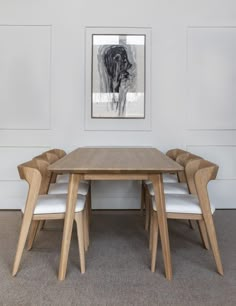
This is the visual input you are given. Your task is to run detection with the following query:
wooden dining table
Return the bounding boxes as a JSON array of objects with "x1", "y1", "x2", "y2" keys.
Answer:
[{"x1": 48, "y1": 147, "x2": 183, "y2": 281}]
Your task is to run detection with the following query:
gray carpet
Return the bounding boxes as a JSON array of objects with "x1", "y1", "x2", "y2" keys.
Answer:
[{"x1": 0, "y1": 210, "x2": 235, "y2": 306}]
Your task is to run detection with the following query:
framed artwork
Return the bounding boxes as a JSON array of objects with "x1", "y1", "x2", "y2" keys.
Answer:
[
  {"x1": 85, "y1": 27, "x2": 151, "y2": 130},
  {"x1": 92, "y1": 34, "x2": 145, "y2": 118}
]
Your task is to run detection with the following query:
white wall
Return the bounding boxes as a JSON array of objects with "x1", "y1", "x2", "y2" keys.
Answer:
[{"x1": 0, "y1": 0, "x2": 235, "y2": 209}]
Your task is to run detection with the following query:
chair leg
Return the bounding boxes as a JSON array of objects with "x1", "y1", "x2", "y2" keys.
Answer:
[
  {"x1": 74, "y1": 212, "x2": 85, "y2": 274},
  {"x1": 204, "y1": 215, "x2": 223, "y2": 275},
  {"x1": 85, "y1": 200, "x2": 90, "y2": 248},
  {"x1": 145, "y1": 191, "x2": 150, "y2": 231},
  {"x1": 38, "y1": 220, "x2": 46, "y2": 231},
  {"x1": 141, "y1": 182, "x2": 145, "y2": 215},
  {"x1": 188, "y1": 220, "x2": 195, "y2": 229},
  {"x1": 12, "y1": 214, "x2": 33, "y2": 276},
  {"x1": 151, "y1": 211, "x2": 159, "y2": 272},
  {"x1": 197, "y1": 219, "x2": 210, "y2": 250},
  {"x1": 27, "y1": 220, "x2": 41, "y2": 251},
  {"x1": 149, "y1": 209, "x2": 154, "y2": 251},
  {"x1": 82, "y1": 201, "x2": 89, "y2": 252},
  {"x1": 87, "y1": 184, "x2": 92, "y2": 225}
]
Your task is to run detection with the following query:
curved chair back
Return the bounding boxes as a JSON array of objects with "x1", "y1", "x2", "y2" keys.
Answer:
[
  {"x1": 18, "y1": 160, "x2": 41, "y2": 193},
  {"x1": 18, "y1": 159, "x2": 52, "y2": 196},
  {"x1": 185, "y1": 159, "x2": 219, "y2": 213},
  {"x1": 166, "y1": 148, "x2": 187, "y2": 161},
  {"x1": 176, "y1": 152, "x2": 202, "y2": 183},
  {"x1": 45, "y1": 148, "x2": 66, "y2": 159},
  {"x1": 33, "y1": 152, "x2": 60, "y2": 183},
  {"x1": 195, "y1": 160, "x2": 219, "y2": 215},
  {"x1": 33, "y1": 152, "x2": 58, "y2": 164}
]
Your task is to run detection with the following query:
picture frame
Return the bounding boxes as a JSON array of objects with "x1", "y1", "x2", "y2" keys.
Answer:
[{"x1": 85, "y1": 27, "x2": 151, "y2": 131}]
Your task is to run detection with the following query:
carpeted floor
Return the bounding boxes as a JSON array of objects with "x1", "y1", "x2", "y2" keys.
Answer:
[{"x1": 0, "y1": 210, "x2": 235, "y2": 306}]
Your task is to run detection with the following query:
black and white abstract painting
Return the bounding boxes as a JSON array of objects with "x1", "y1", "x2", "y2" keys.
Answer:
[{"x1": 91, "y1": 34, "x2": 145, "y2": 118}]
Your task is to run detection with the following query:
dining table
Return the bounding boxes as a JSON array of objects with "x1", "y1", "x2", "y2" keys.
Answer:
[{"x1": 48, "y1": 147, "x2": 183, "y2": 281}]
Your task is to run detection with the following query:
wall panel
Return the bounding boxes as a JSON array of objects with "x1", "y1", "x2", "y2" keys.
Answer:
[
  {"x1": 186, "y1": 145, "x2": 236, "y2": 179},
  {"x1": 208, "y1": 180, "x2": 236, "y2": 209},
  {"x1": 0, "y1": 181, "x2": 27, "y2": 209},
  {"x1": 0, "y1": 147, "x2": 49, "y2": 180},
  {"x1": 0, "y1": 25, "x2": 51, "y2": 130},
  {"x1": 187, "y1": 27, "x2": 236, "y2": 130}
]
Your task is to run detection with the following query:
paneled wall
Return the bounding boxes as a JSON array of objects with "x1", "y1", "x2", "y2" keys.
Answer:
[{"x1": 0, "y1": 1, "x2": 235, "y2": 209}]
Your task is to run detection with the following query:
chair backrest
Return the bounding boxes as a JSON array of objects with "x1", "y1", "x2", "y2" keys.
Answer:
[
  {"x1": 33, "y1": 152, "x2": 60, "y2": 184},
  {"x1": 18, "y1": 159, "x2": 51, "y2": 196},
  {"x1": 45, "y1": 148, "x2": 66, "y2": 159},
  {"x1": 18, "y1": 160, "x2": 42, "y2": 215},
  {"x1": 33, "y1": 152, "x2": 58, "y2": 164},
  {"x1": 166, "y1": 148, "x2": 187, "y2": 161},
  {"x1": 185, "y1": 159, "x2": 219, "y2": 214},
  {"x1": 176, "y1": 152, "x2": 202, "y2": 183},
  {"x1": 18, "y1": 159, "x2": 52, "y2": 216}
]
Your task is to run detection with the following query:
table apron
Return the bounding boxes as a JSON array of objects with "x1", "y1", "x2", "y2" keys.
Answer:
[{"x1": 82, "y1": 173, "x2": 155, "y2": 180}]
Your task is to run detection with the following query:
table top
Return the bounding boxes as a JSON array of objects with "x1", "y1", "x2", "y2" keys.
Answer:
[{"x1": 48, "y1": 147, "x2": 183, "y2": 174}]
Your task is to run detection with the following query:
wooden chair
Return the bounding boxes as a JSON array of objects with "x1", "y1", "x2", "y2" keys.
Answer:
[
  {"x1": 144, "y1": 153, "x2": 202, "y2": 231},
  {"x1": 142, "y1": 149, "x2": 189, "y2": 230},
  {"x1": 164, "y1": 148, "x2": 188, "y2": 182},
  {"x1": 146, "y1": 153, "x2": 202, "y2": 197},
  {"x1": 32, "y1": 156, "x2": 91, "y2": 250},
  {"x1": 12, "y1": 159, "x2": 87, "y2": 276},
  {"x1": 33, "y1": 153, "x2": 90, "y2": 197},
  {"x1": 45, "y1": 148, "x2": 67, "y2": 159},
  {"x1": 166, "y1": 148, "x2": 188, "y2": 160},
  {"x1": 149, "y1": 159, "x2": 223, "y2": 276},
  {"x1": 44, "y1": 149, "x2": 71, "y2": 183},
  {"x1": 34, "y1": 150, "x2": 91, "y2": 211},
  {"x1": 35, "y1": 148, "x2": 68, "y2": 183},
  {"x1": 142, "y1": 149, "x2": 187, "y2": 201},
  {"x1": 39, "y1": 149, "x2": 92, "y2": 225},
  {"x1": 34, "y1": 152, "x2": 91, "y2": 246},
  {"x1": 33, "y1": 152, "x2": 59, "y2": 183}
]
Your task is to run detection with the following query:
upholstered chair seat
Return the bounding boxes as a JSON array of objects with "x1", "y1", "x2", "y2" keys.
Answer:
[
  {"x1": 21, "y1": 194, "x2": 86, "y2": 215},
  {"x1": 147, "y1": 182, "x2": 189, "y2": 196},
  {"x1": 48, "y1": 182, "x2": 89, "y2": 196},
  {"x1": 151, "y1": 194, "x2": 215, "y2": 215}
]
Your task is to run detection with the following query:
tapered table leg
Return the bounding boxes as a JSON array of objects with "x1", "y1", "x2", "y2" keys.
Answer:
[
  {"x1": 58, "y1": 174, "x2": 81, "y2": 280},
  {"x1": 149, "y1": 174, "x2": 172, "y2": 280}
]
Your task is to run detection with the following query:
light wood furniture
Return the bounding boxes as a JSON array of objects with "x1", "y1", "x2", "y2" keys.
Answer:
[
  {"x1": 12, "y1": 159, "x2": 87, "y2": 276},
  {"x1": 45, "y1": 148, "x2": 67, "y2": 159},
  {"x1": 142, "y1": 149, "x2": 190, "y2": 229},
  {"x1": 45, "y1": 149, "x2": 70, "y2": 183},
  {"x1": 36, "y1": 148, "x2": 69, "y2": 183},
  {"x1": 166, "y1": 148, "x2": 187, "y2": 160},
  {"x1": 147, "y1": 152, "x2": 209, "y2": 248},
  {"x1": 32, "y1": 156, "x2": 91, "y2": 250},
  {"x1": 48, "y1": 147, "x2": 183, "y2": 281},
  {"x1": 34, "y1": 150, "x2": 91, "y2": 232},
  {"x1": 145, "y1": 153, "x2": 203, "y2": 198},
  {"x1": 141, "y1": 148, "x2": 188, "y2": 218},
  {"x1": 149, "y1": 159, "x2": 223, "y2": 276},
  {"x1": 165, "y1": 148, "x2": 188, "y2": 182},
  {"x1": 33, "y1": 151, "x2": 60, "y2": 183}
]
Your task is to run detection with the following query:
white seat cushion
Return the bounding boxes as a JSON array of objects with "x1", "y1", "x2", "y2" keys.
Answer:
[
  {"x1": 163, "y1": 173, "x2": 178, "y2": 183},
  {"x1": 48, "y1": 182, "x2": 89, "y2": 195},
  {"x1": 147, "y1": 182, "x2": 189, "y2": 195},
  {"x1": 56, "y1": 175, "x2": 90, "y2": 185},
  {"x1": 144, "y1": 180, "x2": 152, "y2": 185},
  {"x1": 56, "y1": 174, "x2": 69, "y2": 183},
  {"x1": 22, "y1": 194, "x2": 86, "y2": 215},
  {"x1": 152, "y1": 194, "x2": 215, "y2": 214},
  {"x1": 144, "y1": 173, "x2": 178, "y2": 186}
]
